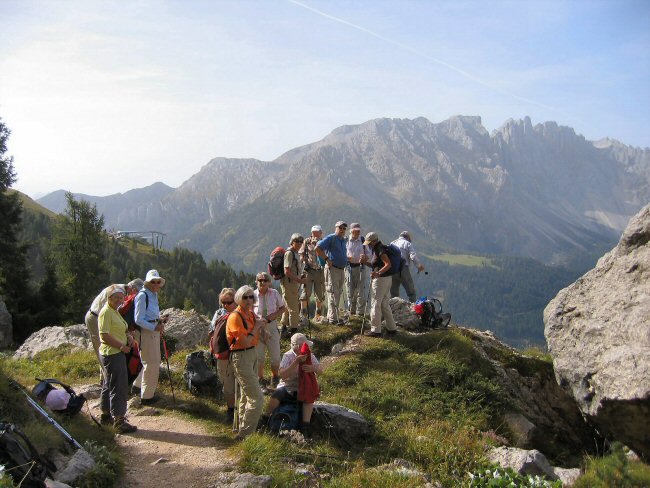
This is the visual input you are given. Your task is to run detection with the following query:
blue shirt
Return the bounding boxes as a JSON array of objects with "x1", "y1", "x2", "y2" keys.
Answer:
[
  {"x1": 134, "y1": 287, "x2": 161, "y2": 331},
  {"x1": 316, "y1": 233, "x2": 348, "y2": 269}
]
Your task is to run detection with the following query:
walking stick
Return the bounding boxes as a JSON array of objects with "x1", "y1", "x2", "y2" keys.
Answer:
[
  {"x1": 233, "y1": 380, "x2": 240, "y2": 433},
  {"x1": 360, "y1": 273, "x2": 373, "y2": 336},
  {"x1": 161, "y1": 333, "x2": 176, "y2": 405}
]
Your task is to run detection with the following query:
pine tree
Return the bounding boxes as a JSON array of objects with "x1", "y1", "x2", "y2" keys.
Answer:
[
  {"x1": 52, "y1": 192, "x2": 108, "y2": 321},
  {"x1": 0, "y1": 117, "x2": 36, "y2": 343}
]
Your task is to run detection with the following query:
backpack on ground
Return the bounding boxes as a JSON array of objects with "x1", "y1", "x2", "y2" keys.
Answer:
[
  {"x1": 31, "y1": 378, "x2": 86, "y2": 416},
  {"x1": 0, "y1": 422, "x2": 52, "y2": 488},
  {"x1": 268, "y1": 401, "x2": 300, "y2": 433},
  {"x1": 183, "y1": 351, "x2": 218, "y2": 395},
  {"x1": 209, "y1": 312, "x2": 231, "y2": 358},
  {"x1": 119, "y1": 291, "x2": 149, "y2": 331},
  {"x1": 415, "y1": 297, "x2": 451, "y2": 329},
  {"x1": 384, "y1": 244, "x2": 406, "y2": 276},
  {"x1": 268, "y1": 247, "x2": 286, "y2": 280}
]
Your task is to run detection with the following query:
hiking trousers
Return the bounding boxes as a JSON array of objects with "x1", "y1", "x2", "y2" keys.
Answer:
[
  {"x1": 133, "y1": 327, "x2": 161, "y2": 400},
  {"x1": 300, "y1": 267, "x2": 325, "y2": 304},
  {"x1": 345, "y1": 265, "x2": 362, "y2": 315},
  {"x1": 231, "y1": 347, "x2": 263, "y2": 437},
  {"x1": 217, "y1": 358, "x2": 236, "y2": 399},
  {"x1": 370, "y1": 275, "x2": 397, "y2": 333},
  {"x1": 256, "y1": 319, "x2": 281, "y2": 369},
  {"x1": 100, "y1": 352, "x2": 128, "y2": 418},
  {"x1": 324, "y1": 265, "x2": 345, "y2": 321},
  {"x1": 281, "y1": 279, "x2": 301, "y2": 328},
  {"x1": 390, "y1": 266, "x2": 417, "y2": 303},
  {"x1": 84, "y1": 310, "x2": 106, "y2": 380}
]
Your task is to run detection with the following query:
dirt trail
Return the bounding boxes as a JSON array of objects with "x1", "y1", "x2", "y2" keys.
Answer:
[{"x1": 88, "y1": 400, "x2": 237, "y2": 488}]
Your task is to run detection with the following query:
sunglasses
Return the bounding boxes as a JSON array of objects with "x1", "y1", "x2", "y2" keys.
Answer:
[
  {"x1": 243, "y1": 295, "x2": 255, "y2": 300},
  {"x1": 150, "y1": 280, "x2": 162, "y2": 285},
  {"x1": 221, "y1": 300, "x2": 234, "y2": 305},
  {"x1": 293, "y1": 240, "x2": 304, "y2": 244},
  {"x1": 257, "y1": 279, "x2": 269, "y2": 283}
]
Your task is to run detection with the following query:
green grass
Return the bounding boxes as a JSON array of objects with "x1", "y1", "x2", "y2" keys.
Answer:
[
  {"x1": 574, "y1": 443, "x2": 650, "y2": 488},
  {"x1": 421, "y1": 252, "x2": 497, "y2": 268}
]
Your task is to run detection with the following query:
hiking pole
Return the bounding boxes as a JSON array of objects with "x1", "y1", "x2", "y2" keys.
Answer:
[
  {"x1": 161, "y1": 333, "x2": 176, "y2": 406},
  {"x1": 233, "y1": 380, "x2": 240, "y2": 433},
  {"x1": 360, "y1": 274, "x2": 373, "y2": 336},
  {"x1": 9, "y1": 381, "x2": 83, "y2": 450}
]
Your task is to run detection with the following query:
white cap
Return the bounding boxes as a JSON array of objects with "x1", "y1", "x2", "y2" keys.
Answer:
[
  {"x1": 291, "y1": 332, "x2": 313, "y2": 349},
  {"x1": 145, "y1": 269, "x2": 166, "y2": 287},
  {"x1": 311, "y1": 225, "x2": 322, "y2": 232}
]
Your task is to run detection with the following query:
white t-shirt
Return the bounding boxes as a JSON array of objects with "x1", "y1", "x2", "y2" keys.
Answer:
[
  {"x1": 277, "y1": 348, "x2": 320, "y2": 393},
  {"x1": 254, "y1": 288, "x2": 285, "y2": 319}
]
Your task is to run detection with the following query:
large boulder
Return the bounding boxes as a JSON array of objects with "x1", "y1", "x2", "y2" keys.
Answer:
[
  {"x1": 161, "y1": 308, "x2": 210, "y2": 350},
  {"x1": 14, "y1": 325, "x2": 91, "y2": 359},
  {"x1": 389, "y1": 297, "x2": 421, "y2": 329},
  {"x1": 544, "y1": 203, "x2": 650, "y2": 459},
  {"x1": 487, "y1": 446, "x2": 558, "y2": 480},
  {"x1": 311, "y1": 402, "x2": 371, "y2": 445},
  {"x1": 0, "y1": 296, "x2": 12, "y2": 349}
]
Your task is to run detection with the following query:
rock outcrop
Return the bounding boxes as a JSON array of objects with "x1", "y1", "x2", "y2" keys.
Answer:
[
  {"x1": 389, "y1": 298, "x2": 421, "y2": 329},
  {"x1": 0, "y1": 296, "x2": 12, "y2": 349},
  {"x1": 162, "y1": 308, "x2": 210, "y2": 350},
  {"x1": 312, "y1": 402, "x2": 371, "y2": 446},
  {"x1": 544, "y1": 203, "x2": 650, "y2": 459},
  {"x1": 14, "y1": 325, "x2": 91, "y2": 359}
]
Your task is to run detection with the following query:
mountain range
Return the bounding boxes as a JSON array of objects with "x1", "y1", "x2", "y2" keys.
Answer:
[{"x1": 38, "y1": 115, "x2": 650, "y2": 273}]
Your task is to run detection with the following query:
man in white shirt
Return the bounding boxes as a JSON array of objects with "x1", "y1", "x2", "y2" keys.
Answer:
[
  {"x1": 390, "y1": 231, "x2": 425, "y2": 303},
  {"x1": 345, "y1": 223, "x2": 371, "y2": 316}
]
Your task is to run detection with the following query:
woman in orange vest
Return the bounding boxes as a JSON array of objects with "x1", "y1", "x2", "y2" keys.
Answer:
[{"x1": 226, "y1": 285, "x2": 264, "y2": 438}]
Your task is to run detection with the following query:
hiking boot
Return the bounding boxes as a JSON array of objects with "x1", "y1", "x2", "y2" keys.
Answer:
[
  {"x1": 259, "y1": 377, "x2": 269, "y2": 387},
  {"x1": 364, "y1": 330, "x2": 382, "y2": 338},
  {"x1": 299, "y1": 422, "x2": 313, "y2": 438},
  {"x1": 130, "y1": 385, "x2": 141, "y2": 396},
  {"x1": 385, "y1": 329, "x2": 397, "y2": 336},
  {"x1": 140, "y1": 395, "x2": 160, "y2": 406},
  {"x1": 271, "y1": 376, "x2": 280, "y2": 388},
  {"x1": 114, "y1": 417, "x2": 137, "y2": 434},
  {"x1": 280, "y1": 326, "x2": 290, "y2": 338},
  {"x1": 100, "y1": 412, "x2": 114, "y2": 426},
  {"x1": 226, "y1": 407, "x2": 235, "y2": 424},
  {"x1": 258, "y1": 414, "x2": 270, "y2": 429}
]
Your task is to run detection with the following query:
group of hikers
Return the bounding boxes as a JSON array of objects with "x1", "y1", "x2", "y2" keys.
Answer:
[{"x1": 84, "y1": 221, "x2": 425, "y2": 438}]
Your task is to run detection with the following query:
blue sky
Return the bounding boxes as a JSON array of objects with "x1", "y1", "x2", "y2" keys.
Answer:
[{"x1": 1, "y1": 0, "x2": 648, "y2": 197}]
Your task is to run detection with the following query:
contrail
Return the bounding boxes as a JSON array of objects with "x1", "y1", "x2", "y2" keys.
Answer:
[{"x1": 288, "y1": 0, "x2": 554, "y2": 110}]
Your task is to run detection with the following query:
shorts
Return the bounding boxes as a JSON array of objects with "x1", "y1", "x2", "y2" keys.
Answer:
[{"x1": 271, "y1": 386, "x2": 297, "y2": 403}]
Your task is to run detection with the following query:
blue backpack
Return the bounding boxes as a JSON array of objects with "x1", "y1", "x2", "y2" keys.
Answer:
[
  {"x1": 268, "y1": 402, "x2": 300, "y2": 432},
  {"x1": 384, "y1": 244, "x2": 405, "y2": 276}
]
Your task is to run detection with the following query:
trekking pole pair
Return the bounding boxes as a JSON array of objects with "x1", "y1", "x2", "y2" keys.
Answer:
[
  {"x1": 161, "y1": 333, "x2": 176, "y2": 406},
  {"x1": 359, "y1": 275, "x2": 373, "y2": 336}
]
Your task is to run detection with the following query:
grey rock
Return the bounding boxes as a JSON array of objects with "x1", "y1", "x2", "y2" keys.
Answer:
[
  {"x1": 14, "y1": 324, "x2": 91, "y2": 359},
  {"x1": 45, "y1": 479, "x2": 73, "y2": 488},
  {"x1": 389, "y1": 297, "x2": 421, "y2": 329},
  {"x1": 544, "y1": 203, "x2": 650, "y2": 459},
  {"x1": 74, "y1": 383, "x2": 102, "y2": 400},
  {"x1": 162, "y1": 308, "x2": 210, "y2": 350},
  {"x1": 311, "y1": 402, "x2": 370, "y2": 445},
  {"x1": 53, "y1": 448, "x2": 96, "y2": 485},
  {"x1": 552, "y1": 467, "x2": 581, "y2": 487},
  {"x1": 372, "y1": 458, "x2": 431, "y2": 482},
  {"x1": 504, "y1": 413, "x2": 536, "y2": 448},
  {"x1": 0, "y1": 296, "x2": 12, "y2": 349},
  {"x1": 151, "y1": 457, "x2": 170, "y2": 465},
  {"x1": 220, "y1": 472, "x2": 273, "y2": 488},
  {"x1": 487, "y1": 446, "x2": 558, "y2": 480},
  {"x1": 330, "y1": 343, "x2": 343, "y2": 355}
]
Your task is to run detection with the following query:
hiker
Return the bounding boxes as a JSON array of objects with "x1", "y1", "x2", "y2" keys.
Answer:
[
  {"x1": 364, "y1": 232, "x2": 398, "y2": 338},
  {"x1": 315, "y1": 221, "x2": 348, "y2": 324},
  {"x1": 210, "y1": 288, "x2": 237, "y2": 423},
  {"x1": 281, "y1": 234, "x2": 307, "y2": 335},
  {"x1": 263, "y1": 333, "x2": 322, "y2": 437},
  {"x1": 132, "y1": 269, "x2": 169, "y2": 405},
  {"x1": 227, "y1": 285, "x2": 264, "y2": 439},
  {"x1": 390, "y1": 231, "x2": 425, "y2": 303},
  {"x1": 299, "y1": 225, "x2": 325, "y2": 321},
  {"x1": 346, "y1": 223, "x2": 371, "y2": 316},
  {"x1": 98, "y1": 285, "x2": 137, "y2": 433},
  {"x1": 85, "y1": 279, "x2": 143, "y2": 379},
  {"x1": 254, "y1": 272, "x2": 286, "y2": 390}
]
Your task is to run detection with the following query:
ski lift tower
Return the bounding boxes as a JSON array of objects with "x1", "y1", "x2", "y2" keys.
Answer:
[{"x1": 111, "y1": 230, "x2": 167, "y2": 251}]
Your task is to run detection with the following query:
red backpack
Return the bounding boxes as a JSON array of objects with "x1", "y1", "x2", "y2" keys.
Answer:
[{"x1": 268, "y1": 247, "x2": 286, "y2": 280}]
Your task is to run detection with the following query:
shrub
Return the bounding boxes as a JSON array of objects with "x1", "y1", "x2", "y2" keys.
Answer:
[
  {"x1": 574, "y1": 443, "x2": 650, "y2": 488},
  {"x1": 468, "y1": 466, "x2": 561, "y2": 487}
]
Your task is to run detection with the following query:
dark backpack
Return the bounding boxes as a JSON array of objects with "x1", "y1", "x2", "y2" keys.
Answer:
[
  {"x1": 0, "y1": 422, "x2": 52, "y2": 488},
  {"x1": 268, "y1": 401, "x2": 300, "y2": 433},
  {"x1": 209, "y1": 312, "x2": 231, "y2": 357},
  {"x1": 384, "y1": 244, "x2": 405, "y2": 276},
  {"x1": 268, "y1": 247, "x2": 286, "y2": 280},
  {"x1": 31, "y1": 378, "x2": 86, "y2": 416},
  {"x1": 183, "y1": 351, "x2": 218, "y2": 394},
  {"x1": 420, "y1": 298, "x2": 451, "y2": 329},
  {"x1": 119, "y1": 291, "x2": 149, "y2": 331}
]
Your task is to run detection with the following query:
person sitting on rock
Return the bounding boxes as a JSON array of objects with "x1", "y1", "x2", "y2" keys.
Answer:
[{"x1": 263, "y1": 333, "x2": 322, "y2": 437}]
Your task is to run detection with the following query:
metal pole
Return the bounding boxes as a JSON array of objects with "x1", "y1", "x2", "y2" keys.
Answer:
[
  {"x1": 161, "y1": 334, "x2": 176, "y2": 405},
  {"x1": 10, "y1": 381, "x2": 83, "y2": 450},
  {"x1": 233, "y1": 380, "x2": 240, "y2": 433},
  {"x1": 360, "y1": 274, "x2": 373, "y2": 336}
]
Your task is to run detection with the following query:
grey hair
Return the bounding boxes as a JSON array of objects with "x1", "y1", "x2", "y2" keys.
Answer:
[
  {"x1": 127, "y1": 278, "x2": 144, "y2": 292},
  {"x1": 256, "y1": 271, "x2": 271, "y2": 282},
  {"x1": 219, "y1": 287, "x2": 236, "y2": 305},
  {"x1": 234, "y1": 285, "x2": 255, "y2": 305}
]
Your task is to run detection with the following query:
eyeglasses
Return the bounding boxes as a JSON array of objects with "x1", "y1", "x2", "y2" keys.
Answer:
[
  {"x1": 293, "y1": 239, "x2": 304, "y2": 244},
  {"x1": 221, "y1": 300, "x2": 234, "y2": 305},
  {"x1": 257, "y1": 279, "x2": 269, "y2": 283},
  {"x1": 150, "y1": 280, "x2": 162, "y2": 285},
  {"x1": 242, "y1": 295, "x2": 255, "y2": 300}
]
